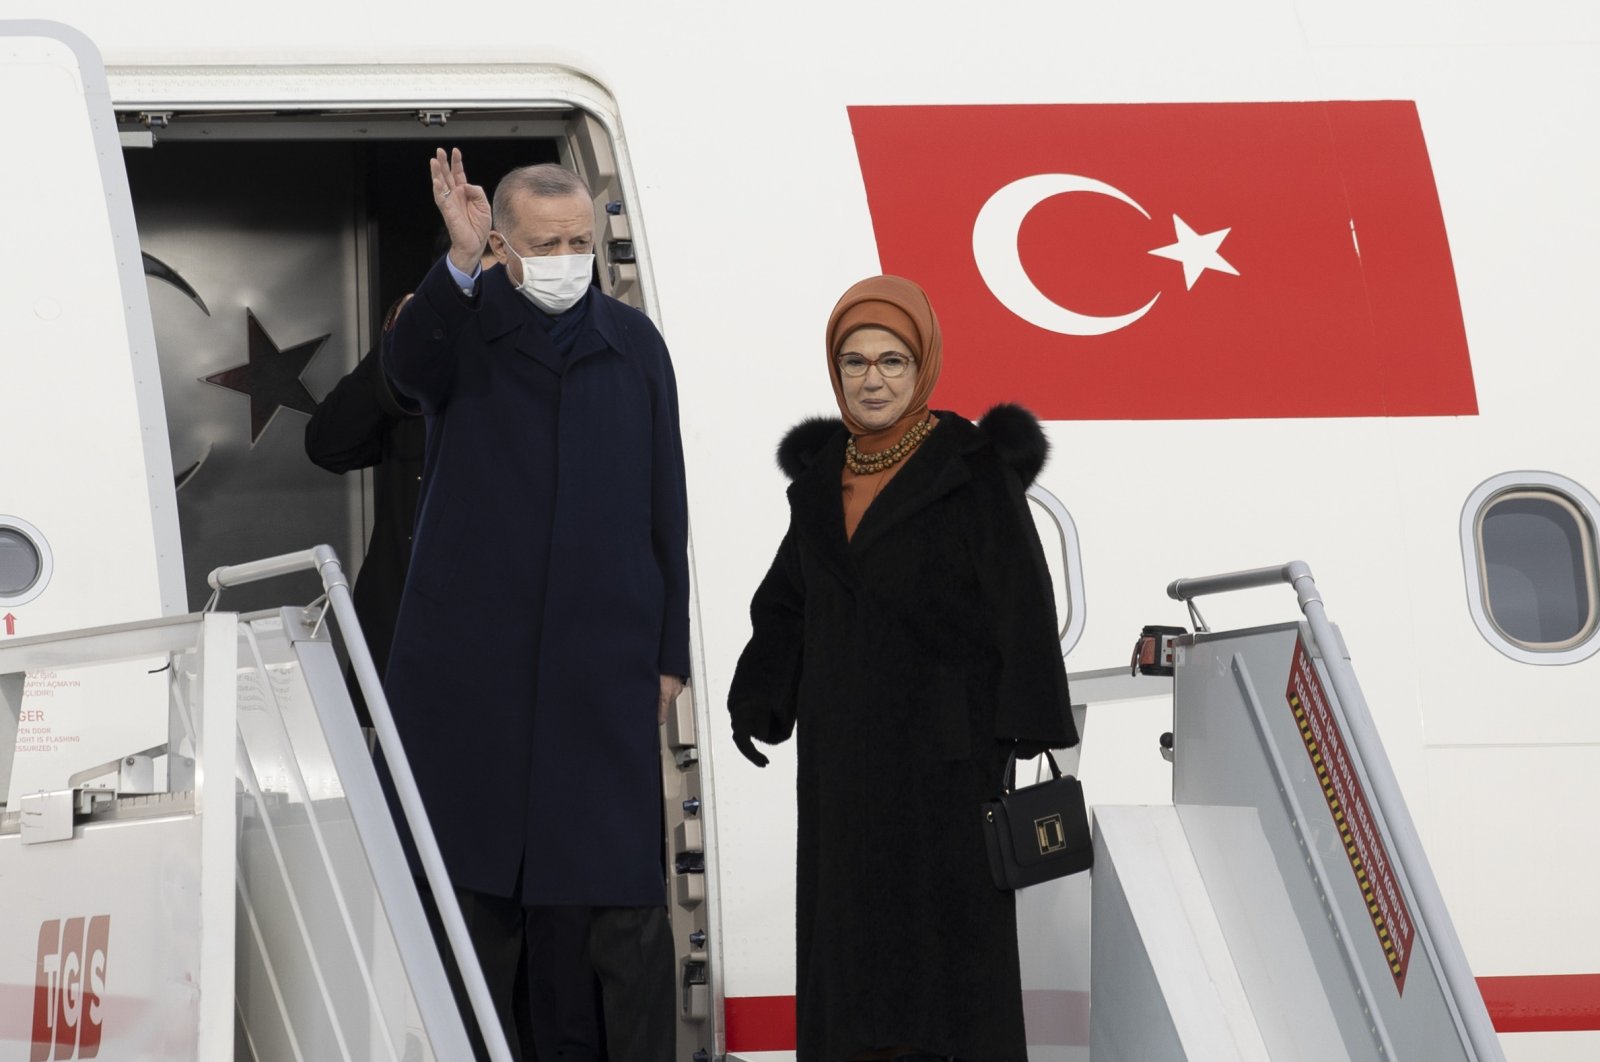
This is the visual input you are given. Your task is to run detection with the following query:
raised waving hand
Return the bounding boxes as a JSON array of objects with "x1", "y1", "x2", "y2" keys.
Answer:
[{"x1": 430, "y1": 147, "x2": 492, "y2": 273}]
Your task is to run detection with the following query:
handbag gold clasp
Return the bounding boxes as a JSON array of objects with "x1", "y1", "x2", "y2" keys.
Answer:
[{"x1": 1034, "y1": 814, "x2": 1067, "y2": 855}]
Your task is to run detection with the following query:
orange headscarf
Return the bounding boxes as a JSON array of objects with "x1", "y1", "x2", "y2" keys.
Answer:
[
  {"x1": 825, "y1": 276, "x2": 944, "y2": 538},
  {"x1": 825, "y1": 275, "x2": 943, "y2": 438}
]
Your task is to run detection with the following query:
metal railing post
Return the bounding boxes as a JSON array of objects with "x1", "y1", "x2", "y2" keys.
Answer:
[{"x1": 210, "y1": 546, "x2": 514, "y2": 1062}]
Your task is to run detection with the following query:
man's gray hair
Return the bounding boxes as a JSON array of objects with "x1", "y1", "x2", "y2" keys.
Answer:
[{"x1": 492, "y1": 164, "x2": 592, "y2": 232}]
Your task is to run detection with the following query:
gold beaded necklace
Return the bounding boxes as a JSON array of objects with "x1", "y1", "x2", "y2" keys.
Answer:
[{"x1": 844, "y1": 415, "x2": 934, "y2": 475}]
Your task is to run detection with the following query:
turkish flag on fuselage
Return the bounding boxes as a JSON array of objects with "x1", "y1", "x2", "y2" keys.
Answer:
[{"x1": 848, "y1": 102, "x2": 1477, "y2": 420}]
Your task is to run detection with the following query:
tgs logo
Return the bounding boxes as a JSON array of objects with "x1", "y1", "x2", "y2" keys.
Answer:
[{"x1": 30, "y1": 916, "x2": 110, "y2": 1061}]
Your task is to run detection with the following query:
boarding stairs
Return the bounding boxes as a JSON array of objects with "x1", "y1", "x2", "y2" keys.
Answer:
[
  {"x1": 1079, "y1": 563, "x2": 1504, "y2": 1061},
  {"x1": 0, "y1": 548, "x2": 505, "y2": 1061}
]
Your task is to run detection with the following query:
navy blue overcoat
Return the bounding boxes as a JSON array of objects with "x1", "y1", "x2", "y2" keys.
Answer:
[{"x1": 381, "y1": 258, "x2": 690, "y2": 907}]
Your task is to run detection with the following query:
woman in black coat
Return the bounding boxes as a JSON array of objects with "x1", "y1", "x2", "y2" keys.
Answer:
[{"x1": 729, "y1": 275, "x2": 1078, "y2": 1062}]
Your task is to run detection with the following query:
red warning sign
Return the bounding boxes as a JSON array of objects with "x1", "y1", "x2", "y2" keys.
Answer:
[{"x1": 1286, "y1": 637, "x2": 1415, "y2": 993}]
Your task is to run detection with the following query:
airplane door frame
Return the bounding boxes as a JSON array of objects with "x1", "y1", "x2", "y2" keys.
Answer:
[{"x1": 104, "y1": 62, "x2": 722, "y2": 1062}]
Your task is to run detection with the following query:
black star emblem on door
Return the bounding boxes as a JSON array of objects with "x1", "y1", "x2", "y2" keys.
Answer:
[{"x1": 202, "y1": 310, "x2": 330, "y2": 445}]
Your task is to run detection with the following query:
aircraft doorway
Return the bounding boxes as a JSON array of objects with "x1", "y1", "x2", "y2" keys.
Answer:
[
  {"x1": 116, "y1": 101, "x2": 712, "y2": 1062},
  {"x1": 123, "y1": 129, "x2": 558, "y2": 614}
]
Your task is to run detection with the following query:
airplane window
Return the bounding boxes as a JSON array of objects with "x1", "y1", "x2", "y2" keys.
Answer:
[
  {"x1": 1462, "y1": 474, "x2": 1600, "y2": 664},
  {"x1": 0, "y1": 526, "x2": 42, "y2": 597},
  {"x1": 1481, "y1": 493, "x2": 1593, "y2": 643}
]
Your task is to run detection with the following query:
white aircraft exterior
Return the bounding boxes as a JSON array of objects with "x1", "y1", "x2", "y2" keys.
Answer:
[{"x1": 2, "y1": 2, "x2": 1597, "y2": 1059}]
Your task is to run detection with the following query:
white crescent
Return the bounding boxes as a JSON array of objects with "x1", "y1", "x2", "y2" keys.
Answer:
[{"x1": 973, "y1": 173, "x2": 1160, "y2": 337}]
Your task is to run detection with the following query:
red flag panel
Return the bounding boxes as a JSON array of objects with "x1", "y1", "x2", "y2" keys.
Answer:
[{"x1": 848, "y1": 102, "x2": 1476, "y2": 420}]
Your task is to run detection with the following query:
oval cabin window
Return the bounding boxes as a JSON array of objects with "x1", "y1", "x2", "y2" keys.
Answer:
[
  {"x1": 1462, "y1": 474, "x2": 1600, "y2": 664},
  {"x1": 0, "y1": 525, "x2": 43, "y2": 598}
]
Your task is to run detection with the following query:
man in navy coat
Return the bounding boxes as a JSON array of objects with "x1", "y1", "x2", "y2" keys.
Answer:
[{"x1": 382, "y1": 148, "x2": 690, "y2": 1062}]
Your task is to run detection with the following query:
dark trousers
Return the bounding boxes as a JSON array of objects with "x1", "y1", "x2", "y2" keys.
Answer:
[
  {"x1": 426, "y1": 887, "x2": 676, "y2": 1062},
  {"x1": 589, "y1": 906, "x2": 678, "y2": 1062}
]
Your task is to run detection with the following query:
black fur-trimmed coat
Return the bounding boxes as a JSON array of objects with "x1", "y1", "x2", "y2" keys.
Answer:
[{"x1": 729, "y1": 405, "x2": 1077, "y2": 1062}]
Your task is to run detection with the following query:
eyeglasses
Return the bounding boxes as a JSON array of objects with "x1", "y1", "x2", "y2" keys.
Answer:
[{"x1": 836, "y1": 353, "x2": 917, "y2": 379}]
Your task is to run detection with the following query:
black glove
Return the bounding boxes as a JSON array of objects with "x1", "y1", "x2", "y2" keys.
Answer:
[{"x1": 733, "y1": 731, "x2": 769, "y2": 768}]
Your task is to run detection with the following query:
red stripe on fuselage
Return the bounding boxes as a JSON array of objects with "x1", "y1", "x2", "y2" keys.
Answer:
[
  {"x1": 1479, "y1": 975, "x2": 1600, "y2": 1033},
  {"x1": 722, "y1": 977, "x2": 1600, "y2": 1050},
  {"x1": 724, "y1": 995, "x2": 796, "y2": 1052},
  {"x1": 722, "y1": 990, "x2": 1090, "y2": 1051}
]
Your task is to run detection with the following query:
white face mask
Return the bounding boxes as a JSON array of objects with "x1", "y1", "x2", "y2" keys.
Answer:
[{"x1": 503, "y1": 239, "x2": 595, "y2": 314}]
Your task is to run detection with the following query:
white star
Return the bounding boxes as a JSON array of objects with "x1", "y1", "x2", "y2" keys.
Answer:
[{"x1": 1148, "y1": 215, "x2": 1239, "y2": 291}]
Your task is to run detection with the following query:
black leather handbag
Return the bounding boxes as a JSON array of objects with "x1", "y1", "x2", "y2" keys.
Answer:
[{"x1": 980, "y1": 748, "x2": 1093, "y2": 890}]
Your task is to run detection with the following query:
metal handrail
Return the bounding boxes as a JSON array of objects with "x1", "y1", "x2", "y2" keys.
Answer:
[
  {"x1": 1026, "y1": 482, "x2": 1086, "y2": 658},
  {"x1": 1167, "y1": 561, "x2": 1504, "y2": 1062},
  {"x1": 209, "y1": 546, "x2": 513, "y2": 1062}
]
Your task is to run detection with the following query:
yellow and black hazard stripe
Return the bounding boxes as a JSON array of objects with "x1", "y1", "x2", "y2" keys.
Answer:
[{"x1": 1290, "y1": 691, "x2": 1404, "y2": 979}]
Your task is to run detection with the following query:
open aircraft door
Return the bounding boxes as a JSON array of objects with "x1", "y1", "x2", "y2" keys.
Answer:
[
  {"x1": 0, "y1": 21, "x2": 184, "y2": 631},
  {"x1": 0, "y1": 21, "x2": 183, "y2": 811}
]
